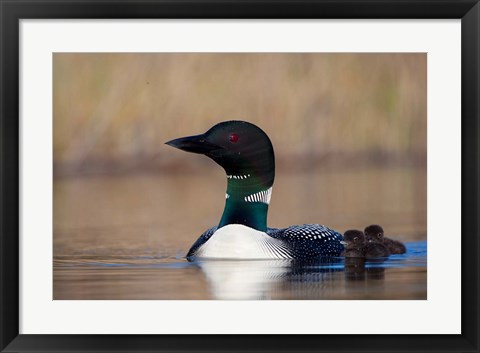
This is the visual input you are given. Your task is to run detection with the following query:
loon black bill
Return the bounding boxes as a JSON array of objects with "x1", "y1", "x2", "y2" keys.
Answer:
[{"x1": 165, "y1": 134, "x2": 222, "y2": 154}]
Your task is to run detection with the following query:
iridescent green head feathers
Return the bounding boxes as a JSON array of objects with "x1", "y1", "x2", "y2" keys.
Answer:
[{"x1": 166, "y1": 121, "x2": 275, "y2": 190}]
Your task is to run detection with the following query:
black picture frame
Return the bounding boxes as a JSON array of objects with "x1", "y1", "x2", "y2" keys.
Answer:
[{"x1": 1, "y1": 1, "x2": 478, "y2": 352}]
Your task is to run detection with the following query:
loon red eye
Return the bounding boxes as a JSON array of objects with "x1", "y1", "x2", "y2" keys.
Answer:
[{"x1": 229, "y1": 133, "x2": 239, "y2": 143}]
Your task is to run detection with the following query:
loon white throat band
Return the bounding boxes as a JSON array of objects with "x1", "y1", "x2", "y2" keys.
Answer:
[{"x1": 244, "y1": 187, "x2": 272, "y2": 205}]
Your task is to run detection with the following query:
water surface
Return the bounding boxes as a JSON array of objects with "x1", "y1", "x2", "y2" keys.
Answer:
[
  {"x1": 53, "y1": 166, "x2": 426, "y2": 300},
  {"x1": 54, "y1": 242, "x2": 426, "y2": 300}
]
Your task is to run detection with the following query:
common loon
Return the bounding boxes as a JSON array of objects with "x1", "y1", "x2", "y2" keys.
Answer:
[
  {"x1": 342, "y1": 229, "x2": 390, "y2": 258},
  {"x1": 364, "y1": 224, "x2": 406, "y2": 254},
  {"x1": 165, "y1": 120, "x2": 344, "y2": 260}
]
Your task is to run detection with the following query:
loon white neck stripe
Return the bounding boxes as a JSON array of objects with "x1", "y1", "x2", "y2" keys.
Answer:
[
  {"x1": 227, "y1": 174, "x2": 251, "y2": 180},
  {"x1": 244, "y1": 187, "x2": 272, "y2": 205}
]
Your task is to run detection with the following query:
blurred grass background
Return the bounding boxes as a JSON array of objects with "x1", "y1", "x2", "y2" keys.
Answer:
[{"x1": 53, "y1": 53, "x2": 426, "y2": 175}]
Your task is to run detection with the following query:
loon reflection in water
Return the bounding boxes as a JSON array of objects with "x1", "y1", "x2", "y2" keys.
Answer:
[
  {"x1": 194, "y1": 257, "x2": 344, "y2": 300},
  {"x1": 192, "y1": 241, "x2": 429, "y2": 300}
]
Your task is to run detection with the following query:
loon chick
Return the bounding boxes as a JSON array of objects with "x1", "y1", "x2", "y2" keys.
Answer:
[
  {"x1": 342, "y1": 229, "x2": 389, "y2": 258},
  {"x1": 364, "y1": 224, "x2": 406, "y2": 254},
  {"x1": 341, "y1": 230, "x2": 365, "y2": 258},
  {"x1": 165, "y1": 120, "x2": 344, "y2": 260}
]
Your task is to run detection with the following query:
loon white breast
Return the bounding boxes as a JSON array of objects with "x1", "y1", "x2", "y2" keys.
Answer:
[
  {"x1": 165, "y1": 120, "x2": 344, "y2": 260},
  {"x1": 194, "y1": 224, "x2": 292, "y2": 259}
]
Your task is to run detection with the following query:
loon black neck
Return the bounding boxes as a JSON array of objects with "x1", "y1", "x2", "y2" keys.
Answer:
[{"x1": 218, "y1": 173, "x2": 273, "y2": 232}]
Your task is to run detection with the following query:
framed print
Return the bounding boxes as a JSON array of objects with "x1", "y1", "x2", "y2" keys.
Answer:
[{"x1": 1, "y1": 0, "x2": 479, "y2": 352}]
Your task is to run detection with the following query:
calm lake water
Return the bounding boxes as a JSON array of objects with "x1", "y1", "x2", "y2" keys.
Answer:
[{"x1": 53, "y1": 166, "x2": 427, "y2": 300}]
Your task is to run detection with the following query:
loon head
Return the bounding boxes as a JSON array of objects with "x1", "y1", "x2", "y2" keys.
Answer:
[
  {"x1": 343, "y1": 230, "x2": 366, "y2": 250},
  {"x1": 364, "y1": 224, "x2": 384, "y2": 244},
  {"x1": 166, "y1": 120, "x2": 275, "y2": 189},
  {"x1": 166, "y1": 121, "x2": 275, "y2": 231}
]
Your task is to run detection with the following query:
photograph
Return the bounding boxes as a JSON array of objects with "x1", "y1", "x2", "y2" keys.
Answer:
[
  {"x1": 2, "y1": 0, "x2": 478, "y2": 350},
  {"x1": 52, "y1": 52, "x2": 427, "y2": 300}
]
